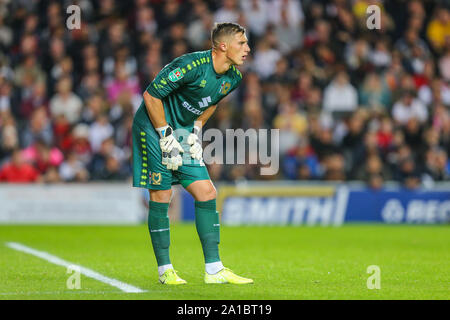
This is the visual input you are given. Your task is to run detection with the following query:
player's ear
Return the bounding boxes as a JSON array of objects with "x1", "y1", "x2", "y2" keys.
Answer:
[{"x1": 219, "y1": 41, "x2": 227, "y2": 52}]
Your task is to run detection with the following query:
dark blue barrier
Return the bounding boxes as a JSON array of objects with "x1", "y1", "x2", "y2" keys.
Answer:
[{"x1": 346, "y1": 189, "x2": 450, "y2": 223}]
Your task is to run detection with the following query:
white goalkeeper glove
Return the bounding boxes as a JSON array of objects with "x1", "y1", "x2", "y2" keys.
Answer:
[
  {"x1": 187, "y1": 126, "x2": 203, "y2": 161},
  {"x1": 157, "y1": 125, "x2": 184, "y2": 170}
]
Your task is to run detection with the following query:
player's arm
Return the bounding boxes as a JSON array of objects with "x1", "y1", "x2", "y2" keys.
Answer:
[
  {"x1": 143, "y1": 90, "x2": 183, "y2": 170},
  {"x1": 195, "y1": 105, "x2": 217, "y2": 129},
  {"x1": 143, "y1": 91, "x2": 168, "y2": 129},
  {"x1": 145, "y1": 57, "x2": 194, "y2": 138},
  {"x1": 143, "y1": 59, "x2": 191, "y2": 170}
]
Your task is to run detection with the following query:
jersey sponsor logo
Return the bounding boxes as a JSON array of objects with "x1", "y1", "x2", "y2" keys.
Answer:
[
  {"x1": 168, "y1": 68, "x2": 184, "y2": 82},
  {"x1": 220, "y1": 81, "x2": 232, "y2": 95},
  {"x1": 200, "y1": 79, "x2": 207, "y2": 87},
  {"x1": 198, "y1": 96, "x2": 211, "y2": 108},
  {"x1": 151, "y1": 172, "x2": 162, "y2": 185},
  {"x1": 182, "y1": 101, "x2": 203, "y2": 115}
]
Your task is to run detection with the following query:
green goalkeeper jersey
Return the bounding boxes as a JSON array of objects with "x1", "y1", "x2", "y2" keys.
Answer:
[{"x1": 134, "y1": 49, "x2": 243, "y2": 131}]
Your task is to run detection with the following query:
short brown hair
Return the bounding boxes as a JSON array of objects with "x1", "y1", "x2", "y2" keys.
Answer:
[{"x1": 211, "y1": 22, "x2": 246, "y2": 49}]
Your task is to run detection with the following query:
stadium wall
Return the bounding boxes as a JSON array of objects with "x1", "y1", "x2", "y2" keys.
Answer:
[{"x1": 0, "y1": 183, "x2": 448, "y2": 225}]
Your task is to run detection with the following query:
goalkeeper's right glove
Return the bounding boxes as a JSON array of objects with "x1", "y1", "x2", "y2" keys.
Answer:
[
  {"x1": 187, "y1": 125, "x2": 203, "y2": 161},
  {"x1": 156, "y1": 125, "x2": 184, "y2": 171}
]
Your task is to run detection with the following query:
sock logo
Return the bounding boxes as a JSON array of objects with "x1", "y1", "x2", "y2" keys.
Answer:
[{"x1": 150, "y1": 228, "x2": 170, "y2": 233}]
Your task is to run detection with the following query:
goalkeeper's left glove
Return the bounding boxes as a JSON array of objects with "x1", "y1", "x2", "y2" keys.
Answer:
[
  {"x1": 157, "y1": 125, "x2": 184, "y2": 170},
  {"x1": 187, "y1": 126, "x2": 203, "y2": 161}
]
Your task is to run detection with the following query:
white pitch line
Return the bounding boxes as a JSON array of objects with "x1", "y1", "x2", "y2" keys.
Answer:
[{"x1": 5, "y1": 242, "x2": 146, "y2": 293}]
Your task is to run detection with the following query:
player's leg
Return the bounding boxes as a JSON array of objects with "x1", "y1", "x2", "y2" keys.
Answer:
[
  {"x1": 148, "y1": 189, "x2": 186, "y2": 285},
  {"x1": 185, "y1": 180, "x2": 222, "y2": 271},
  {"x1": 148, "y1": 189, "x2": 173, "y2": 275},
  {"x1": 184, "y1": 178, "x2": 253, "y2": 284},
  {"x1": 132, "y1": 122, "x2": 185, "y2": 284}
]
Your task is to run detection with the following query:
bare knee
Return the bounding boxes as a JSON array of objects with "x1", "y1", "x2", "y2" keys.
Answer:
[
  {"x1": 149, "y1": 189, "x2": 172, "y2": 203},
  {"x1": 196, "y1": 184, "x2": 216, "y2": 201},
  {"x1": 186, "y1": 180, "x2": 217, "y2": 201},
  {"x1": 202, "y1": 185, "x2": 217, "y2": 201}
]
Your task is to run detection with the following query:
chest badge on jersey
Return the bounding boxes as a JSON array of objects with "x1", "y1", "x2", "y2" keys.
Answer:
[
  {"x1": 200, "y1": 79, "x2": 207, "y2": 87},
  {"x1": 219, "y1": 81, "x2": 231, "y2": 95},
  {"x1": 168, "y1": 68, "x2": 184, "y2": 82}
]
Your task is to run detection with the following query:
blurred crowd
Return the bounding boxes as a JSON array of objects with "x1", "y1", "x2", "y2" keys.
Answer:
[{"x1": 0, "y1": 0, "x2": 449, "y2": 189}]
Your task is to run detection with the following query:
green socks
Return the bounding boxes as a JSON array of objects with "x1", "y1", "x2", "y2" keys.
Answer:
[
  {"x1": 148, "y1": 199, "x2": 221, "y2": 267},
  {"x1": 148, "y1": 201, "x2": 171, "y2": 266},
  {"x1": 195, "y1": 199, "x2": 221, "y2": 263}
]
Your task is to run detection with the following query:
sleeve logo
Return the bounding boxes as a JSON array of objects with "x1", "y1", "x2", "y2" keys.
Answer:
[{"x1": 168, "y1": 68, "x2": 184, "y2": 82}]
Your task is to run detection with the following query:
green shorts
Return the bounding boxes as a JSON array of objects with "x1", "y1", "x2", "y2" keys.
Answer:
[{"x1": 132, "y1": 121, "x2": 210, "y2": 190}]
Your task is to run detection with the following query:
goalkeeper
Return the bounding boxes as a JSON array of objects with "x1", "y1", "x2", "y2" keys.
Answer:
[{"x1": 132, "y1": 22, "x2": 253, "y2": 285}]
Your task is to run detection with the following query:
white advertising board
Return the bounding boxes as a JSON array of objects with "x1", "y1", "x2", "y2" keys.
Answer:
[{"x1": 0, "y1": 184, "x2": 146, "y2": 224}]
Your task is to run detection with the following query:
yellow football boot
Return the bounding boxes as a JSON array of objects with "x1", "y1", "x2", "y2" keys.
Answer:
[
  {"x1": 159, "y1": 269, "x2": 187, "y2": 285},
  {"x1": 204, "y1": 267, "x2": 253, "y2": 284}
]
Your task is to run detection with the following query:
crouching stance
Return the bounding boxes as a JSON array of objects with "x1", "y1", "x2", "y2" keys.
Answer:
[{"x1": 132, "y1": 22, "x2": 252, "y2": 285}]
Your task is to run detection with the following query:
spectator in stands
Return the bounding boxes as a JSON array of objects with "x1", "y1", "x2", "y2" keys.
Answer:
[
  {"x1": 19, "y1": 81, "x2": 48, "y2": 120},
  {"x1": 0, "y1": 112, "x2": 18, "y2": 163},
  {"x1": 392, "y1": 89, "x2": 428, "y2": 125},
  {"x1": 0, "y1": 0, "x2": 448, "y2": 186},
  {"x1": 0, "y1": 79, "x2": 15, "y2": 116},
  {"x1": 214, "y1": 0, "x2": 240, "y2": 24},
  {"x1": 88, "y1": 114, "x2": 114, "y2": 153},
  {"x1": 49, "y1": 76, "x2": 83, "y2": 124},
  {"x1": 21, "y1": 107, "x2": 53, "y2": 148},
  {"x1": 252, "y1": 37, "x2": 282, "y2": 80},
  {"x1": 323, "y1": 71, "x2": 358, "y2": 114},
  {"x1": 21, "y1": 139, "x2": 64, "y2": 176},
  {"x1": 283, "y1": 138, "x2": 320, "y2": 180},
  {"x1": 106, "y1": 63, "x2": 140, "y2": 104},
  {"x1": 359, "y1": 72, "x2": 391, "y2": 111},
  {"x1": 59, "y1": 152, "x2": 89, "y2": 182},
  {"x1": 322, "y1": 153, "x2": 346, "y2": 181},
  {"x1": 0, "y1": 149, "x2": 40, "y2": 183},
  {"x1": 423, "y1": 147, "x2": 450, "y2": 182},
  {"x1": 354, "y1": 154, "x2": 392, "y2": 181},
  {"x1": 240, "y1": 0, "x2": 269, "y2": 39},
  {"x1": 268, "y1": 0, "x2": 304, "y2": 53},
  {"x1": 376, "y1": 116, "x2": 394, "y2": 155},
  {"x1": 438, "y1": 46, "x2": 450, "y2": 81},
  {"x1": 426, "y1": 6, "x2": 450, "y2": 54}
]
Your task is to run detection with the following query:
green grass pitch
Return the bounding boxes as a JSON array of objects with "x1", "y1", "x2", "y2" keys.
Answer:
[{"x1": 0, "y1": 224, "x2": 448, "y2": 300}]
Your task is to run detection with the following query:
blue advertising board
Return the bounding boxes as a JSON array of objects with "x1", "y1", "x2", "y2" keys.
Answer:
[
  {"x1": 346, "y1": 189, "x2": 450, "y2": 224},
  {"x1": 181, "y1": 185, "x2": 450, "y2": 225}
]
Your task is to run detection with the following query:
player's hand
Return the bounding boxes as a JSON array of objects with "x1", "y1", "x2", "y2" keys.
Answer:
[
  {"x1": 157, "y1": 125, "x2": 184, "y2": 170},
  {"x1": 158, "y1": 126, "x2": 184, "y2": 154},
  {"x1": 187, "y1": 126, "x2": 203, "y2": 161},
  {"x1": 162, "y1": 149, "x2": 183, "y2": 170}
]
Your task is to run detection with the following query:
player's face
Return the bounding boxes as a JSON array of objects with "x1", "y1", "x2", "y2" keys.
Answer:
[{"x1": 226, "y1": 32, "x2": 250, "y2": 66}]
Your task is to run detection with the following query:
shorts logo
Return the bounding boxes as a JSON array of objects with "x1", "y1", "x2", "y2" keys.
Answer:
[
  {"x1": 168, "y1": 68, "x2": 184, "y2": 82},
  {"x1": 151, "y1": 172, "x2": 162, "y2": 185},
  {"x1": 220, "y1": 81, "x2": 231, "y2": 95}
]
